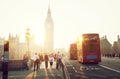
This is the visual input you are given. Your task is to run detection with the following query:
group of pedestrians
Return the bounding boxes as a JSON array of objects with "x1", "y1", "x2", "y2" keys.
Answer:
[
  {"x1": 29, "y1": 51, "x2": 63, "y2": 71},
  {"x1": 22, "y1": 51, "x2": 63, "y2": 71},
  {"x1": 44, "y1": 52, "x2": 63, "y2": 70}
]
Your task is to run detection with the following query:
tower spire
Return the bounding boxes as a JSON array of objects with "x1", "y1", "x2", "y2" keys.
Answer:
[
  {"x1": 44, "y1": 4, "x2": 54, "y2": 53},
  {"x1": 47, "y1": 4, "x2": 51, "y2": 17}
]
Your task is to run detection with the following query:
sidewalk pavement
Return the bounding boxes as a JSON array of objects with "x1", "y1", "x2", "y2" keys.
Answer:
[{"x1": 0, "y1": 61, "x2": 65, "y2": 79}]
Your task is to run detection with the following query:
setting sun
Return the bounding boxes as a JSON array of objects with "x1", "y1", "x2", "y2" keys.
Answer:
[
  {"x1": 31, "y1": 26, "x2": 45, "y2": 46},
  {"x1": 35, "y1": 32, "x2": 44, "y2": 46}
]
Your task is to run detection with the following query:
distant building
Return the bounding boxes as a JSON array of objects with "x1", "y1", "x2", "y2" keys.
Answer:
[
  {"x1": 9, "y1": 33, "x2": 20, "y2": 60},
  {"x1": 112, "y1": 35, "x2": 120, "y2": 56},
  {"x1": 100, "y1": 35, "x2": 112, "y2": 56},
  {"x1": 44, "y1": 6, "x2": 54, "y2": 53},
  {"x1": 112, "y1": 41, "x2": 118, "y2": 55},
  {"x1": 117, "y1": 35, "x2": 120, "y2": 54}
]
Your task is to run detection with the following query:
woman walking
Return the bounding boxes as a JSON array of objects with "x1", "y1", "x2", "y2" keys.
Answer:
[{"x1": 49, "y1": 54, "x2": 54, "y2": 67}]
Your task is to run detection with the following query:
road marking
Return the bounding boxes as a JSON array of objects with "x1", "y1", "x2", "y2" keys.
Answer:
[
  {"x1": 72, "y1": 67, "x2": 77, "y2": 72},
  {"x1": 9, "y1": 75, "x2": 26, "y2": 78},
  {"x1": 79, "y1": 66, "x2": 101, "y2": 71},
  {"x1": 99, "y1": 65, "x2": 120, "y2": 73}
]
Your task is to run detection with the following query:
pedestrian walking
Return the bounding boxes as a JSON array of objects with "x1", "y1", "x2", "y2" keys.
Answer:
[
  {"x1": 38, "y1": 53, "x2": 42, "y2": 69},
  {"x1": 56, "y1": 51, "x2": 62, "y2": 69},
  {"x1": 22, "y1": 53, "x2": 29, "y2": 70},
  {"x1": 44, "y1": 53, "x2": 49, "y2": 68},
  {"x1": 33, "y1": 52, "x2": 39, "y2": 71},
  {"x1": 1, "y1": 54, "x2": 8, "y2": 79},
  {"x1": 49, "y1": 54, "x2": 54, "y2": 67}
]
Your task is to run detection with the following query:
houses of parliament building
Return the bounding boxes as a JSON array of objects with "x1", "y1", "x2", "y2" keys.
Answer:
[{"x1": 0, "y1": 6, "x2": 54, "y2": 60}]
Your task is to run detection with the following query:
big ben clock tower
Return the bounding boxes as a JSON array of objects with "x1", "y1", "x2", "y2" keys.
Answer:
[{"x1": 44, "y1": 6, "x2": 54, "y2": 53}]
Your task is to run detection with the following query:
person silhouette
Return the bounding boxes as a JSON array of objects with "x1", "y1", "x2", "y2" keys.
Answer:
[
  {"x1": 33, "y1": 52, "x2": 39, "y2": 71},
  {"x1": 44, "y1": 53, "x2": 49, "y2": 68}
]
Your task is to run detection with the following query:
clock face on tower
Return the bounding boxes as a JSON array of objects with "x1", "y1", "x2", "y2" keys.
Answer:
[
  {"x1": 48, "y1": 25, "x2": 50, "y2": 28},
  {"x1": 47, "y1": 24, "x2": 51, "y2": 29}
]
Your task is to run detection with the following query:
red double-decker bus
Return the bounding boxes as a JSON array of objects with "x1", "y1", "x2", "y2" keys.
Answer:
[
  {"x1": 69, "y1": 43, "x2": 77, "y2": 60},
  {"x1": 77, "y1": 33, "x2": 101, "y2": 64}
]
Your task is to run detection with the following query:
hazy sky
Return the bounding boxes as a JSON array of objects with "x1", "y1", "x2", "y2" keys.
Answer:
[{"x1": 0, "y1": 0, "x2": 120, "y2": 49}]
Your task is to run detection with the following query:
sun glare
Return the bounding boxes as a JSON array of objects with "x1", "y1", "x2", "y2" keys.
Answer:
[
  {"x1": 35, "y1": 33, "x2": 44, "y2": 46},
  {"x1": 31, "y1": 27, "x2": 44, "y2": 46},
  {"x1": 76, "y1": 35, "x2": 82, "y2": 43}
]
